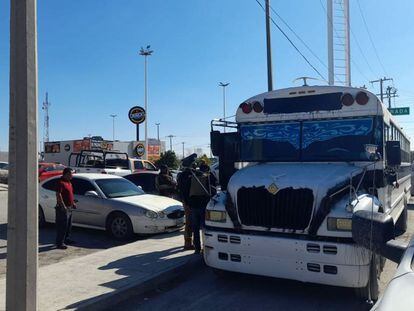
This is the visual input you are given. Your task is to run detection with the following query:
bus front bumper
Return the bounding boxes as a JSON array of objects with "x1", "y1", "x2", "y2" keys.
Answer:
[{"x1": 203, "y1": 228, "x2": 371, "y2": 288}]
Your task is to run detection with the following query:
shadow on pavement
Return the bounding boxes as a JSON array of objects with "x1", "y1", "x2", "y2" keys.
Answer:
[{"x1": 64, "y1": 246, "x2": 194, "y2": 310}]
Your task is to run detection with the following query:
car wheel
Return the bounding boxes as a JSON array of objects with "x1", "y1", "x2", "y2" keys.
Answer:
[
  {"x1": 107, "y1": 213, "x2": 133, "y2": 241},
  {"x1": 355, "y1": 253, "x2": 380, "y2": 302},
  {"x1": 39, "y1": 206, "x2": 46, "y2": 228}
]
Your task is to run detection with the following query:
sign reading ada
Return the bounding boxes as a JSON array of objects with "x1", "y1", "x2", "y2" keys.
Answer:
[
  {"x1": 135, "y1": 142, "x2": 145, "y2": 157},
  {"x1": 389, "y1": 107, "x2": 410, "y2": 116},
  {"x1": 128, "y1": 106, "x2": 146, "y2": 124}
]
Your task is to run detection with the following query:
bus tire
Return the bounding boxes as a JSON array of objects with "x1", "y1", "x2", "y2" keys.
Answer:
[
  {"x1": 395, "y1": 199, "x2": 408, "y2": 233},
  {"x1": 355, "y1": 254, "x2": 380, "y2": 302}
]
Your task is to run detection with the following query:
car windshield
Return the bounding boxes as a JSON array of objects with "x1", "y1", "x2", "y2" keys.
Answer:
[
  {"x1": 95, "y1": 178, "x2": 144, "y2": 198},
  {"x1": 240, "y1": 117, "x2": 381, "y2": 162}
]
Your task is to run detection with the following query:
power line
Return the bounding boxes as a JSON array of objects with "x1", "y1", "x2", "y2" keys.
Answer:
[
  {"x1": 356, "y1": 0, "x2": 388, "y2": 76},
  {"x1": 254, "y1": 0, "x2": 327, "y2": 82}
]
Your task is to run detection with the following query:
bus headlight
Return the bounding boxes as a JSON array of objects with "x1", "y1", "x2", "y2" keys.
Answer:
[
  {"x1": 327, "y1": 217, "x2": 352, "y2": 231},
  {"x1": 206, "y1": 210, "x2": 227, "y2": 223}
]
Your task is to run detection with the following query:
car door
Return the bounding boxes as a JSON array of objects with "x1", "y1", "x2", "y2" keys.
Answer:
[
  {"x1": 39, "y1": 178, "x2": 59, "y2": 222},
  {"x1": 130, "y1": 174, "x2": 158, "y2": 194},
  {"x1": 71, "y1": 177, "x2": 108, "y2": 228}
]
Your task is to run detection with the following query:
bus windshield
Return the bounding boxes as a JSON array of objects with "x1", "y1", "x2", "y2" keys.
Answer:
[{"x1": 240, "y1": 117, "x2": 382, "y2": 162}]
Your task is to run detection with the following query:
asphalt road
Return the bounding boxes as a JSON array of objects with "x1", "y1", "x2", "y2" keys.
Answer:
[
  {"x1": 0, "y1": 190, "x2": 138, "y2": 276},
  {"x1": 118, "y1": 206, "x2": 414, "y2": 311}
]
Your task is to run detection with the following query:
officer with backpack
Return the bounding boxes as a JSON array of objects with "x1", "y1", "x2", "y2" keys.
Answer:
[{"x1": 188, "y1": 160, "x2": 217, "y2": 254}]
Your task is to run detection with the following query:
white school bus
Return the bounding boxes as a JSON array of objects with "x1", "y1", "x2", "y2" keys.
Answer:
[{"x1": 205, "y1": 85, "x2": 411, "y2": 300}]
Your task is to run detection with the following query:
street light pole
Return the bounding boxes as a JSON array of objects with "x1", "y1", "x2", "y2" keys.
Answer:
[
  {"x1": 182, "y1": 142, "x2": 185, "y2": 159},
  {"x1": 110, "y1": 114, "x2": 117, "y2": 141},
  {"x1": 155, "y1": 123, "x2": 160, "y2": 142},
  {"x1": 219, "y1": 82, "x2": 229, "y2": 133},
  {"x1": 139, "y1": 45, "x2": 153, "y2": 160}
]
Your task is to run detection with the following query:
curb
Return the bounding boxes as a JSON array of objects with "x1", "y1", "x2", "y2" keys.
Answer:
[{"x1": 75, "y1": 255, "x2": 203, "y2": 311}]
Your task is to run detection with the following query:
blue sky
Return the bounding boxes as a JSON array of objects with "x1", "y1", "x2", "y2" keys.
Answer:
[{"x1": 1, "y1": 0, "x2": 414, "y2": 156}]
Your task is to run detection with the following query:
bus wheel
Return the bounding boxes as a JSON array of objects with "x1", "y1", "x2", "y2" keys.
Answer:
[
  {"x1": 395, "y1": 199, "x2": 408, "y2": 234},
  {"x1": 355, "y1": 254, "x2": 380, "y2": 302}
]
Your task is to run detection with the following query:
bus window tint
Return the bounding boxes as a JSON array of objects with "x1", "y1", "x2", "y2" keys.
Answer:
[
  {"x1": 240, "y1": 123, "x2": 300, "y2": 161},
  {"x1": 302, "y1": 118, "x2": 375, "y2": 161}
]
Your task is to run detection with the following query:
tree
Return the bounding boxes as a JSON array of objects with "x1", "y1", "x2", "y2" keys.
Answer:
[
  {"x1": 195, "y1": 154, "x2": 211, "y2": 167},
  {"x1": 155, "y1": 150, "x2": 179, "y2": 169}
]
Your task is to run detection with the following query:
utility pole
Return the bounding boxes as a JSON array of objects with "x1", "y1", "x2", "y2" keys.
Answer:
[
  {"x1": 109, "y1": 114, "x2": 117, "y2": 141},
  {"x1": 182, "y1": 142, "x2": 185, "y2": 159},
  {"x1": 385, "y1": 86, "x2": 398, "y2": 109},
  {"x1": 218, "y1": 82, "x2": 229, "y2": 132},
  {"x1": 8, "y1": 0, "x2": 38, "y2": 309},
  {"x1": 265, "y1": 0, "x2": 273, "y2": 91},
  {"x1": 327, "y1": 0, "x2": 334, "y2": 85},
  {"x1": 42, "y1": 92, "x2": 51, "y2": 144},
  {"x1": 166, "y1": 135, "x2": 175, "y2": 151},
  {"x1": 155, "y1": 123, "x2": 160, "y2": 142},
  {"x1": 370, "y1": 77, "x2": 393, "y2": 103},
  {"x1": 139, "y1": 45, "x2": 153, "y2": 160}
]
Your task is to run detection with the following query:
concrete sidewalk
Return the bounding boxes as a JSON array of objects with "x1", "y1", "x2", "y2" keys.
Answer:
[{"x1": 0, "y1": 231, "x2": 201, "y2": 310}]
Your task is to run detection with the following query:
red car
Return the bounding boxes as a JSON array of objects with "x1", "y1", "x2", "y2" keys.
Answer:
[{"x1": 38, "y1": 163, "x2": 66, "y2": 182}]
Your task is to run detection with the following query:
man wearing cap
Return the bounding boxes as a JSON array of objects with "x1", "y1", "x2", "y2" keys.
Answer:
[{"x1": 55, "y1": 168, "x2": 76, "y2": 249}]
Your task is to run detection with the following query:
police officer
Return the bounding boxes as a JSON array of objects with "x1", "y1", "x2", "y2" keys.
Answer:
[
  {"x1": 188, "y1": 160, "x2": 216, "y2": 254},
  {"x1": 177, "y1": 154, "x2": 197, "y2": 250},
  {"x1": 156, "y1": 165, "x2": 176, "y2": 198}
]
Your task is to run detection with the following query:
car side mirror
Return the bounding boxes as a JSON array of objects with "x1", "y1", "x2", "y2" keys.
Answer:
[
  {"x1": 386, "y1": 141, "x2": 401, "y2": 166},
  {"x1": 85, "y1": 190, "x2": 100, "y2": 198}
]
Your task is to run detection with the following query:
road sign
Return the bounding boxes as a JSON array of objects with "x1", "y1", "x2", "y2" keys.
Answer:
[
  {"x1": 389, "y1": 107, "x2": 410, "y2": 116},
  {"x1": 128, "y1": 106, "x2": 146, "y2": 124}
]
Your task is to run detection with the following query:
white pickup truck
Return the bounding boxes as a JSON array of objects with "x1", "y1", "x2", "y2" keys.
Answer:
[{"x1": 69, "y1": 150, "x2": 158, "y2": 176}]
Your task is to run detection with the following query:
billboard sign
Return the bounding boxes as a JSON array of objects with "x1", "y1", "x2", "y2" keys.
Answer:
[{"x1": 128, "y1": 106, "x2": 146, "y2": 125}]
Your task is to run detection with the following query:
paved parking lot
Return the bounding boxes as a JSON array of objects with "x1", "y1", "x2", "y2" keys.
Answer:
[
  {"x1": 117, "y1": 205, "x2": 414, "y2": 311},
  {"x1": 0, "y1": 191, "x2": 139, "y2": 276}
]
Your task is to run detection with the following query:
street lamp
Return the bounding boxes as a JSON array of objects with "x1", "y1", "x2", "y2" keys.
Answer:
[
  {"x1": 139, "y1": 45, "x2": 154, "y2": 160},
  {"x1": 219, "y1": 82, "x2": 230, "y2": 132},
  {"x1": 155, "y1": 123, "x2": 160, "y2": 142},
  {"x1": 109, "y1": 114, "x2": 117, "y2": 141}
]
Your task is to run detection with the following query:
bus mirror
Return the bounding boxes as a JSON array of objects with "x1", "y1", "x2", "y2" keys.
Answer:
[
  {"x1": 386, "y1": 141, "x2": 401, "y2": 166},
  {"x1": 352, "y1": 210, "x2": 394, "y2": 253},
  {"x1": 210, "y1": 131, "x2": 222, "y2": 157}
]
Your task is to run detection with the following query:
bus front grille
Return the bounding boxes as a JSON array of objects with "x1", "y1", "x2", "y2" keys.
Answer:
[{"x1": 236, "y1": 186, "x2": 314, "y2": 230}]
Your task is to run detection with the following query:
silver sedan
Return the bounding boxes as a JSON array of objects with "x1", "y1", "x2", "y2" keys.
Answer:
[{"x1": 39, "y1": 173, "x2": 185, "y2": 240}]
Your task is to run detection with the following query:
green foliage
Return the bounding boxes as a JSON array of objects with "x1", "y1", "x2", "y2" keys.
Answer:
[
  {"x1": 195, "y1": 154, "x2": 211, "y2": 166},
  {"x1": 155, "y1": 150, "x2": 179, "y2": 169}
]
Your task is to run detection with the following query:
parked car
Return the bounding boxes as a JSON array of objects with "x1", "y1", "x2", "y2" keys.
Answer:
[
  {"x1": 124, "y1": 171, "x2": 160, "y2": 195},
  {"x1": 38, "y1": 162, "x2": 65, "y2": 182},
  {"x1": 69, "y1": 150, "x2": 158, "y2": 177},
  {"x1": 39, "y1": 174, "x2": 184, "y2": 240},
  {"x1": 0, "y1": 163, "x2": 8, "y2": 184}
]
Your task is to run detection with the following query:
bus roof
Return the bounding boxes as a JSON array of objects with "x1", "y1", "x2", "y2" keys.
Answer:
[{"x1": 236, "y1": 85, "x2": 394, "y2": 124}]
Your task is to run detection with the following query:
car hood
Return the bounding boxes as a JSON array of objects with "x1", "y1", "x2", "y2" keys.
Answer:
[
  {"x1": 112, "y1": 194, "x2": 182, "y2": 212},
  {"x1": 228, "y1": 162, "x2": 363, "y2": 207}
]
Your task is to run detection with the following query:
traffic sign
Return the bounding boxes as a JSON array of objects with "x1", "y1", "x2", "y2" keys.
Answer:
[{"x1": 389, "y1": 107, "x2": 410, "y2": 116}]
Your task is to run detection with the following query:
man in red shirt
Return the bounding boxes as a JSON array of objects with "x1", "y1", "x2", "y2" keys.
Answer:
[{"x1": 55, "y1": 168, "x2": 76, "y2": 249}]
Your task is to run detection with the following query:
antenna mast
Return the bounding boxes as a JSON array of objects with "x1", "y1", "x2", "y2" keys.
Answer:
[
  {"x1": 327, "y1": 0, "x2": 351, "y2": 86},
  {"x1": 42, "y1": 92, "x2": 51, "y2": 143}
]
